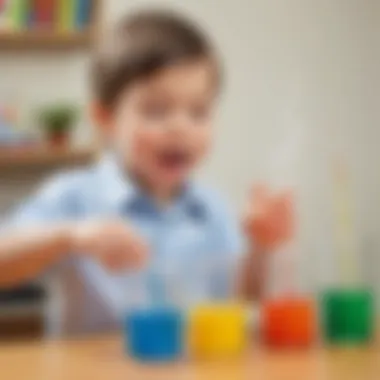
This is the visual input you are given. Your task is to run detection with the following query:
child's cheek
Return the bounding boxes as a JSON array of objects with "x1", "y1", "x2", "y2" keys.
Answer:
[
  {"x1": 131, "y1": 129, "x2": 160, "y2": 161},
  {"x1": 194, "y1": 129, "x2": 212, "y2": 160}
]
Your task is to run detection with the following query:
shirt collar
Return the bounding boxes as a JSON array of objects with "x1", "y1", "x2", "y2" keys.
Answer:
[
  {"x1": 95, "y1": 154, "x2": 138, "y2": 211},
  {"x1": 177, "y1": 183, "x2": 207, "y2": 220},
  {"x1": 95, "y1": 154, "x2": 206, "y2": 220}
]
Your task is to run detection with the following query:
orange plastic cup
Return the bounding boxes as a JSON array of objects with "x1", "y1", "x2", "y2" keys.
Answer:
[{"x1": 262, "y1": 297, "x2": 317, "y2": 347}]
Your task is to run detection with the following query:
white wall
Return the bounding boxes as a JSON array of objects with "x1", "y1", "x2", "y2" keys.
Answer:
[{"x1": 1, "y1": 0, "x2": 379, "y2": 291}]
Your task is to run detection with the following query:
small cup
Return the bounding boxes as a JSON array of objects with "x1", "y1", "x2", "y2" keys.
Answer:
[
  {"x1": 124, "y1": 306, "x2": 184, "y2": 362},
  {"x1": 321, "y1": 288, "x2": 375, "y2": 345},
  {"x1": 262, "y1": 296, "x2": 317, "y2": 347},
  {"x1": 189, "y1": 303, "x2": 247, "y2": 359}
]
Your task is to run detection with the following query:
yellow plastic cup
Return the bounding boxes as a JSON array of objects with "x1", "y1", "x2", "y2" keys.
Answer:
[{"x1": 189, "y1": 303, "x2": 247, "y2": 359}]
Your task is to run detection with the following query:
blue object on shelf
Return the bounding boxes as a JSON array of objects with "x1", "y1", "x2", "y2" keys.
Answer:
[
  {"x1": 75, "y1": 0, "x2": 91, "y2": 29},
  {"x1": 0, "y1": 124, "x2": 36, "y2": 147},
  {"x1": 124, "y1": 306, "x2": 184, "y2": 362}
]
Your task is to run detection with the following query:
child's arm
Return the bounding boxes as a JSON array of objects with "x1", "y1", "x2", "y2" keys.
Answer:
[
  {"x1": 0, "y1": 221, "x2": 147, "y2": 288},
  {"x1": 0, "y1": 224, "x2": 72, "y2": 288},
  {"x1": 237, "y1": 186, "x2": 293, "y2": 302},
  {"x1": 236, "y1": 246, "x2": 268, "y2": 301}
]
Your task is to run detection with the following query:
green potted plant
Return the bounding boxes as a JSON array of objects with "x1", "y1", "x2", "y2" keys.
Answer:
[{"x1": 37, "y1": 104, "x2": 78, "y2": 147}]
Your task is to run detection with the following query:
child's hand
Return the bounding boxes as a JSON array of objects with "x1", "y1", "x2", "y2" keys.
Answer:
[
  {"x1": 70, "y1": 220, "x2": 148, "y2": 272},
  {"x1": 244, "y1": 185, "x2": 294, "y2": 251}
]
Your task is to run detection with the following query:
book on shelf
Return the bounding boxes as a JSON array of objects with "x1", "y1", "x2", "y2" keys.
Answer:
[
  {"x1": 0, "y1": 0, "x2": 9, "y2": 30},
  {"x1": 57, "y1": 0, "x2": 74, "y2": 32},
  {"x1": 0, "y1": 0, "x2": 93, "y2": 34},
  {"x1": 75, "y1": 0, "x2": 90, "y2": 30},
  {"x1": 7, "y1": 0, "x2": 29, "y2": 31},
  {"x1": 30, "y1": 0, "x2": 55, "y2": 30}
]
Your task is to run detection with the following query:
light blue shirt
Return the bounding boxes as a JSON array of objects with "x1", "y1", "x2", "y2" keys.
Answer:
[{"x1": 3, "y1": 156, "x2": 244, "y2": 335}]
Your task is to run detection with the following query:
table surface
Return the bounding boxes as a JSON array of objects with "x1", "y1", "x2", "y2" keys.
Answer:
[{"x1": 1, "y1": 334, "x2": 379, "y2": 380}]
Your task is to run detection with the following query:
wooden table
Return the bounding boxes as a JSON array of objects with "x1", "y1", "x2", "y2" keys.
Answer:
[{"x1": 0, "y1": 334, "x2": 379, "y2": 380}]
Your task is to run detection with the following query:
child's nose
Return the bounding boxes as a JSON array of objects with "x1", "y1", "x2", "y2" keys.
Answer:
[{"x1": 166, "y1": 113, "x2": 191, "y2": 134}]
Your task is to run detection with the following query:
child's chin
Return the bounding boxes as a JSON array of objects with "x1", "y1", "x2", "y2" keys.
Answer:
[{"x1": 159, "y1": 169, "x2": 189, "y2": 186}]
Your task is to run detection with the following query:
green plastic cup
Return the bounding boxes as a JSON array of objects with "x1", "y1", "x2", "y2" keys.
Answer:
[{"x1": 321, "y1": 288, "x2": 375, "y2": 345}]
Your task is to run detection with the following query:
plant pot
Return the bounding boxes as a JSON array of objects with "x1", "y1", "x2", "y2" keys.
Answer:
[{"x1": 46, "y1": 130, "x2": 70, "y2": 147}]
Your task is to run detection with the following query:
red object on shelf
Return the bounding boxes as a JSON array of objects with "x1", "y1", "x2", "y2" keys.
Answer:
[
  {"x1": 262, "y1": 297, "x2": 317, "y2": 347},
  {"x1": 32, "y1": 0, "x2": 55, "y2": 29}
]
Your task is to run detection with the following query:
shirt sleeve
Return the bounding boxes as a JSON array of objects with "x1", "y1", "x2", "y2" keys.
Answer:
[
  {"x1": 0, "y1": 173, "x2": 80, "y2": 278},
  {"x1": 2, "y1": 173, "x2": 78, "y2": 231}
]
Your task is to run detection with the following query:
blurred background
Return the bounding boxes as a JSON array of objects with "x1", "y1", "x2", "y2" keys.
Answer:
[{"x1": 0, "y1": 0, "x2": 379, "y2": 340}]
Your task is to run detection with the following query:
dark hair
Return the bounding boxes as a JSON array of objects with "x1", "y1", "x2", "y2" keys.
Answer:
[{"x1": 92, "y1": 9, "x2": 220, "y2": 108}]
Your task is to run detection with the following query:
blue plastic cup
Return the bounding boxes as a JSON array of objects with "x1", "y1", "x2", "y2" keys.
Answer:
[{"x1": 124, "y1": 306, "x2": 184, "y2": 362}]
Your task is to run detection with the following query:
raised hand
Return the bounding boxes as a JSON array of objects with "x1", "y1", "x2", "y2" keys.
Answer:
[{"x1": 244, "y1": 185, "x2": 294, "y2": 250}]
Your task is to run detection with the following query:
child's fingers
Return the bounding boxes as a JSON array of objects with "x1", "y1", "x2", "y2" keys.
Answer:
[
  {"x1": 271, "y1": 191, "x2": 293, "y2": 217},
  {"x1": 245, "y1": 185, "x2": 296, "y2": 248},
  {"x1": 250, "y1": 185, "x2": 292, "y2": 217},
  {"x1": 122, "y1": 236, "x2": 148, "y2": 267},
  {"x1": 250, "y1": 183, "x2": 271, "y2": 206},
  {"x1": 131, "y1": 239, "x2": 149, "y2": 266},
  {"x1": 101, "y1": 233, "x2": 148, "y2": 270},
  {"x1": 102, "y1": 250, "x2": 129, "y2": 272},
  {"x1": 270, "y1": 192, "x2": 295, "y2": 241},
  {"x1": 283, "y1": 189, "x2": 294, "y2": 202}
]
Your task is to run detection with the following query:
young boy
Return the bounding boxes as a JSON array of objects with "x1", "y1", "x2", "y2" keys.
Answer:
[{"x1": 0, "y1": 10, "x2": 291, "y2": 334}]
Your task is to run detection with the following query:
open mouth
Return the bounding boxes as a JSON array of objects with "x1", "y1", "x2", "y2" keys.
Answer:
[{"x1": 156, "y1": 148, "x2": 192, "y2": 171}]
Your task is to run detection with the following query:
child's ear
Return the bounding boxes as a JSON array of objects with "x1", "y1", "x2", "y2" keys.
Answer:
[{"x1": 90, "y1": 101, "x2": 112, "y2": 132}]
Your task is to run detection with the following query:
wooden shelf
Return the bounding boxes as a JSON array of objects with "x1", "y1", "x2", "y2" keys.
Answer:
[
  {"x1": 0, "y1": 146, "x2": 98, "y2": 171},
  {"x1": 0, "y1": 30, "x2": 95, "y2": 50},
  {"x1": 0, "y1": 0, "x2": 101, "y2": 51}
]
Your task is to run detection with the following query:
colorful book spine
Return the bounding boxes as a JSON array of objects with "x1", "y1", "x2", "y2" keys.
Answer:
[
  {"x1": 7, "y1": 0, "x2": 29, "y2": 31},
  {"x1": 0, "y1": 0, "x2": 9, "y2": 31},
  {"x1": 0, "y1": 0, "x2": 93, "y2": 33},
  {"x1": 32, "y1": 0, "x2": 55, "y2": 29},
  {"x1": 57, "y1": 0, "x2": 74, "y2": 32},
  {"x1": 75, "y1": 0, "x2": 91, "y2": 30}
]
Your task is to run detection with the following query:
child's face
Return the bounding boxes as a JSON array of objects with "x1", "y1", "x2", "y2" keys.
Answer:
[{"x1": 99, "y1": 60, "x2": 216, "y2": 191}]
